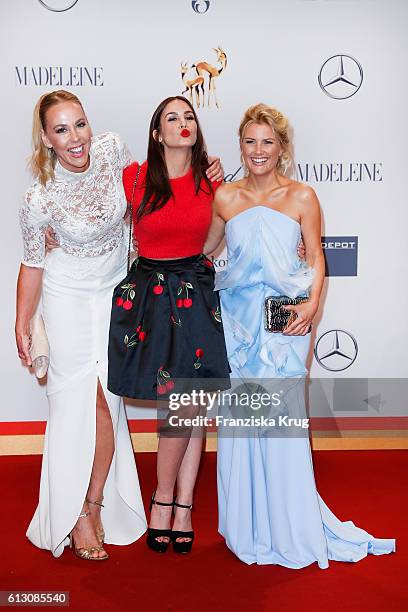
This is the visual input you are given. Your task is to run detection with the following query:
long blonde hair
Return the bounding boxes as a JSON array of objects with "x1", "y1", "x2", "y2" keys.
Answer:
[
  {"x1": 30, "y1": 90, "x2": 84, "y2": 186},
  {"x1": 239, "y1": 103, "x2": 293, "y2": 176}
]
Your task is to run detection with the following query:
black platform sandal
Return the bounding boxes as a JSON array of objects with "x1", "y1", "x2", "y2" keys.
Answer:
[
  {"x1": 146, "y1": 492, "x2": 173, "y2": 553},
  {"x1": 171, "y1": 501, "x2": 195, "y2": 554}
]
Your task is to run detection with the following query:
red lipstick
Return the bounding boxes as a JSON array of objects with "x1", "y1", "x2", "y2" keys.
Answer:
[{"x1": 181, "y1": 129, "x2": 191, "y2": 138}]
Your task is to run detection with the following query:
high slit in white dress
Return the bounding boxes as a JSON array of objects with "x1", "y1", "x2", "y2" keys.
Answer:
[{"x1": 20, "y1": 133, "x2": 146, "y2": 557}]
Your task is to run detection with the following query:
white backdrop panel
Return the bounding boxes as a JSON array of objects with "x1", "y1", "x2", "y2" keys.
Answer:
[{"x1": 0, "y1": 0, "x2": 407, "y2": 423}]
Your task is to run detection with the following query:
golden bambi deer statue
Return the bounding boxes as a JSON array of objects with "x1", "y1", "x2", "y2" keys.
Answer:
[
  {"x1": 193, "y1": 46, "x2": 227, "y2": 109},
  {"x1": 181, "y1": 61, "x2": 205, "y2": 108}
]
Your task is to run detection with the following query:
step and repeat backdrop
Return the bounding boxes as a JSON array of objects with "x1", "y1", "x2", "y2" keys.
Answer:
[{"x1": 1, "y1": 0, "x2": 407, "y2": 433}]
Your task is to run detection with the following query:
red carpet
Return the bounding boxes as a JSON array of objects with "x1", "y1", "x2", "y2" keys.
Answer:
[{"x1": 1, "y1": 451, "x2": 406, "y2": 612}]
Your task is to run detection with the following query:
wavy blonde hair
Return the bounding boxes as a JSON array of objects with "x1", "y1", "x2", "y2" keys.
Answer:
[
  {"x1": 30, "y1": 90, "x2": 84, "y2": 186},
  {"x1": 239, "y1": 103, "x2": 293, "y2": 176}
]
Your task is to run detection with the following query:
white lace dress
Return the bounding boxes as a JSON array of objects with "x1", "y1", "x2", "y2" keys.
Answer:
[{"x1": 20, "y1": 132, "x2": 147, "y2": 557}]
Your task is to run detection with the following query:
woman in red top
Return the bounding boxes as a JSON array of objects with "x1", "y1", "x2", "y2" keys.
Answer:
[{"x1": 108, "y1": 96, "x2": 230, "y2": 554}]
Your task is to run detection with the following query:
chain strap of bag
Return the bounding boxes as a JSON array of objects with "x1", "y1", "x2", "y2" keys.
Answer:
[{"x1": 127, "y1": 164, "x2": 141, "y2": 272}]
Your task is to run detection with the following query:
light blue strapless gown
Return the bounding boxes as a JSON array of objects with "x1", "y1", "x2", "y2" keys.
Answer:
[{"x1": 216, "y1": 206, "x2": 395, "y2": 568}]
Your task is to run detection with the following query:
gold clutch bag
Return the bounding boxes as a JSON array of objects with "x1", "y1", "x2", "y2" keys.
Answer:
[{"x1": 264, "y1": 296, "x2": 309, "y2": 333}]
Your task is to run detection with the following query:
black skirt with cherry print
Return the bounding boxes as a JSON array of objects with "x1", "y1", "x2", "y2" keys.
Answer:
[{"x1": 107, "y1": 254, "x2": 230, "y2": 400}]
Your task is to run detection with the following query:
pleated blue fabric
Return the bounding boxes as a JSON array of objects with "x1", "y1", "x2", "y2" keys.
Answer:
[{"x1": 216, "y1": 206, "x2": 395, "y2": 567}]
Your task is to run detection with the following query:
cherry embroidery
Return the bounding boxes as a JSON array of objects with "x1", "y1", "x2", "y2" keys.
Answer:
[
  {"x1": 177, "y1": 281, "x2": 194, "y2": 308},
  {"x1": 194, "y1": 348, "x2": 204, "y2": 369},
  {"x1": 157, "y1": 367, "x2": 174, "y2": 395},
  {"x1": 117, "y1": 283, "x2": 136, "y2": 309},
  {"x1": 153, "y1": 272, "x2": 164, "y2": 295},
  {"x1": 124, "y1": 325, "x2": 147, "y2": 348},
  {"x1": 166, "y1": 380, "x2": 175, "y2": 391}
]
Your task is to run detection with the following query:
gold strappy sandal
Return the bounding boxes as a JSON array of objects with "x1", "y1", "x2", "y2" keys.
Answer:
[
  {"x1": 86, "y1": 497, "x2": 105, "y2": 544},
  {"x1": 69, "y1": 510, "x2": 109, "y2": 561}
]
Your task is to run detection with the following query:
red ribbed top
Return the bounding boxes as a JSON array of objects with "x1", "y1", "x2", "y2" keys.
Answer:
[{"x1": 123, "y1": 161, "x2": 218, "y2": 258}]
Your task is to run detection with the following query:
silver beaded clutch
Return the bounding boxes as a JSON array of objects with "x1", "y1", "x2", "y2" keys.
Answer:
[{"x1": 264, "y1": 295, "x2": 309, "y2": 333}]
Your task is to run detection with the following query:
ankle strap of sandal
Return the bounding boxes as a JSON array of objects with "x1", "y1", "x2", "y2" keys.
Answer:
[
  {"x1": 174, "y1": 501, "x2": 193, "y2": 510},
  {"x1": 151, "y1": 491, "x2": 174, "y2": 507},
  {"x1": 152, "y1": 498, "x2": 174, "y2": 507}
]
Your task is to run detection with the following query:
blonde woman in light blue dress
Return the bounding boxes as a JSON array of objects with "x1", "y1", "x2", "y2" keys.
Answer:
[{"x1": 205, "y1": 103, "x2": 395, "y2": 568}]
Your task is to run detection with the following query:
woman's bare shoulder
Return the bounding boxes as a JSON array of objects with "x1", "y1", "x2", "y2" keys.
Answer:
[
  {"x1": 216, "y1": 179, "x2": 245, "y2": 200},
  {"x1": 287, "y1": 179, "x2": 317, "y2": 201},
  {"x1": 214, "y1": 181, "x2": 244, "y2": 216},
  {"x1": 287, "y1": 181, "x2": 320, "y2": 221}
]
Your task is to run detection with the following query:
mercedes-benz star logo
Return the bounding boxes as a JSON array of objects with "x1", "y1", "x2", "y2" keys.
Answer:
[
  {"x1": 314, "y1": 330, "x2": 358, "y2": 371},
  {"x1": 37, "y1": 0, "x2": 79, "y2": 11},
  {"x1": 318, "y1": 55, "x2": 363, "y2": 99},
  {"x1": 192, "y1": 1, "x2": 210, "y2": 13}
]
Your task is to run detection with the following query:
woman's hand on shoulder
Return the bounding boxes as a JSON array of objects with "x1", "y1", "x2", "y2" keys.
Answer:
[{"x1": 207, "y1": 156, "x2": 224, "y2": 183}]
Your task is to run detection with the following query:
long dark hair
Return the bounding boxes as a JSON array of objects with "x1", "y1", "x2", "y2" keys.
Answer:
[{"x1": 137, "y1": 96, "x2": 213, "y2": 220}]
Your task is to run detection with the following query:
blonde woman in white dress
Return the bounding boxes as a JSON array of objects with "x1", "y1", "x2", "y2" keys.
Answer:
[{"x1": 15, "y1": 90, "x2": 147, "y2": 560}]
